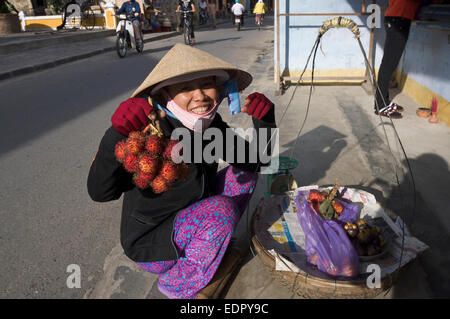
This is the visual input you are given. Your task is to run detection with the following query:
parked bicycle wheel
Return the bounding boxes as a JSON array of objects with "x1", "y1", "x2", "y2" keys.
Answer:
[
  {"x1": 116, "y1": 33, "x2": 127, "y2": 58},
  {"x1": 81, "y1": 6, "x2": 96, "y2": 30}
]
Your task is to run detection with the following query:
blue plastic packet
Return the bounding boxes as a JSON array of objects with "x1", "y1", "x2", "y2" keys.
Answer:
[{"x1": 223, "y1": 79, "x2": 241, "y2": 115}]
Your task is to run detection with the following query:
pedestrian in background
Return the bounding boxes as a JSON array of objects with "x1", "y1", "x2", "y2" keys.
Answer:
[
  {"x1": 207, "y1": 0, "x2": 217, "y2": 28},
  {"x1": 374, "y1": 0, "x2": 421, "y2": 119}
]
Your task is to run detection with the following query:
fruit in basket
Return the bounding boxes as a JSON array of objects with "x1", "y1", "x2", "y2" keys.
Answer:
[
  {"x1": 357, "y1": 227, "x2": 372, "y2": 245},
  {"x1": 307, "y1": 184, "x2": 347, "y2": 219},
  {"x1": 347, "y1": 219, "x2": 387, "y2": 257},
  {"x1": 344, "y1": 222, "x2": 359, "y2": 238},
  {"x1": 356, "y1": 219, "x2": 368, "y2": 231},
  {"x1": 332, "y1": 200, "x2": 344, "y2": 215},
  {"x1": 308, "y1": 190, "x2": 324, "y2": 203},
  {"x1": 353, "y1": 239, "x2": 367, "y2": 256}
]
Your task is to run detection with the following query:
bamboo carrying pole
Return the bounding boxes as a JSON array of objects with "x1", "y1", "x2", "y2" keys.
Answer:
[{"x1": 274, "y1": 0, "x2": 377, "y2": 94}]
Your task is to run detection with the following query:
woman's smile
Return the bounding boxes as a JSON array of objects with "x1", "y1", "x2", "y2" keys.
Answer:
[{"x1": 189, "y1": 103, "x2": 212, "y2": 114}]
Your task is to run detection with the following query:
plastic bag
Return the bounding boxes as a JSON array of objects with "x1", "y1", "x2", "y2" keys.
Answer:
[{"x1": 294, "y1": 190, "x2": 360, "y2": 278}]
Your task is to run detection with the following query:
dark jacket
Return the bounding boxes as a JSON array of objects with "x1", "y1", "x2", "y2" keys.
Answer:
[{"x1": 87, "y1": 111, "x2": 276, "y2": 262}]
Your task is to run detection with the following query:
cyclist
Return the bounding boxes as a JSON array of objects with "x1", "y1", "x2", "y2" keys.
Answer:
[
  {"x1": 177, "y1": 0, "x2": 196, "y2": 44},
  {"x1": 116, "y1": 0, "x2": 143, "y2": 47},
  {"x1": 231, "y1": 0, "x2": 245, "y2": 27},
  {"x1": 198, "y1": 0, "x2": 208, "y2": 25},
  {"x1": 253, "y1": 0, "x2": 265, "y2": 27}
]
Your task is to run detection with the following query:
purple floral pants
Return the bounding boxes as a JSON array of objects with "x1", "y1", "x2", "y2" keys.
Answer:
[{"x1": 136, "y1": 165, "x2": 258, "y2": 299}]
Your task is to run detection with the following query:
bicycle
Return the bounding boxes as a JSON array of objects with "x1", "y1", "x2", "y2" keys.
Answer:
[
  {"x1": 80, "y1": 0, "x2": 97, "y2": 31},
  {"x1": 255, "y1": 13, "x2": 264, "y2": 31},
  {"x1": 178, "y1": 10, "x2": 194, "y2": 45}
]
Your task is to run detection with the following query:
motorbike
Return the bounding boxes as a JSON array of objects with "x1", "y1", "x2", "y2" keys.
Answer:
[
  {"x1": 234, "y1": 14, "x2": 242, "y2": 31},
  {"x1": 115, "y1": 13, "x2": 144, "y2": 58}
]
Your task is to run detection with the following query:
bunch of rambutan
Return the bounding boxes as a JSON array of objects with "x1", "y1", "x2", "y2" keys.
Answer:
[{"x1": 114, "y1": 131, "x2": 189, "y2": 193}]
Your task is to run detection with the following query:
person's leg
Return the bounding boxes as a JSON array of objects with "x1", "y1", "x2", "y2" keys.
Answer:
[
  {"x1": 137, "y1": 260, "x2": 176, "y2": 274},
  {"x1": 145, "y1": 166, "x2": 257, "y2": 299},
  {"x1": 156, "y1": 195, "x2": 239, "y2": 298},
  {"x1": 190, "y1": 19, "x2": 195, "y2": 41},
  {"x1": 132, "y1": 20, "x2": 143, "y2": 44},
  {"x1": 214, "y1": 165, "x2": 258, "y2": 215},
  {"x1": 375, "y1": 17, "x2": 411, "y2": 113},
  {"x1": 212, "y1": 9, "x2": 216, "y2": 27}
]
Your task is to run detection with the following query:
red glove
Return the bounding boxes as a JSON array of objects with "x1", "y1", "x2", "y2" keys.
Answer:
[
  {"x1": 242, "y1": 92, "x2": 274, "y2": 121},
  {"x1": 111, "y1": 98, "x2": 153, "y2": 136}
]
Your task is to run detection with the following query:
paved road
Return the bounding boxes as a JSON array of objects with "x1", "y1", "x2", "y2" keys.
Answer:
[{"x1": 0, "y1": 19, "x2": 275, "y2": 298}]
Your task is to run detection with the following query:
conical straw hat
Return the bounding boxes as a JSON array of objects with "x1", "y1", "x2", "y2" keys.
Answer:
[{"x1": 131, "y1": 43, "x2": 252, "y2": 98}]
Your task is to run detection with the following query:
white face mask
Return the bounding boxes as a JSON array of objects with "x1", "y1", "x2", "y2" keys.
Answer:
[{"x1": 165, "y1": 98, "x2": 219, "y2": 132}]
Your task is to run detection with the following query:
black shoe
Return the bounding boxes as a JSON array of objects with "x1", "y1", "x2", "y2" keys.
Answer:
[
  {"x1": 374, "y1": 106, "x2": 403, "y2": 119},
  {"x1": 389, "y1": 102, "x2": 405, "y2": 112}
]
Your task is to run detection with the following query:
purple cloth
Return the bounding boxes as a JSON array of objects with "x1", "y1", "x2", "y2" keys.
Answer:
[
  {"x1": 137, "y1": 165, "x2": 258, "y2": 298},
  {"x1": 295, "y1": 190, "x2": 359, "y2": 278}
]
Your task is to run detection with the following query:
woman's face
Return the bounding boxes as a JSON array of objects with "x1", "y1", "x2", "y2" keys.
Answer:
[{"x1": 165, "y1": 76, "x2": 220, "y2": 115}]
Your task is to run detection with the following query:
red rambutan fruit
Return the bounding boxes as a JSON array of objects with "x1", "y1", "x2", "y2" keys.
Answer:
[
  {"x1": 133, "y1": 171, "x2": 155, "y2": 189},
  {"x1": 123, "y1": 154, "x2": 139, "y2": 173},
  {"x1": 129, "y1": 131, "x2": 146, "y2": 143},
  {"x1": 160, "y1": 161, "x2": 179, "y2": 183},
  {"x1": 126, "y1": 137, "x2": 145, "y2": 155},
  {"x1": 162, "y1": 139, "x2": 183, "y2": 162},
  {"x1": 145, "y1": 135, "x2": 164, "y2": 155},
  {"x1": 114, "y1": 140, "x2": 128, "y2": 163},
  {"x1": 138, "y1": 153, "x2": 160, "y2": 175},
  {"x1": 151, "y1": 175, "x2": 170, "y2": 194}
]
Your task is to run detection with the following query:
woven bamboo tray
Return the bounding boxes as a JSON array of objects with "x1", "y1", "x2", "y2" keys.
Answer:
[{"x1": 251, "y1": 196, "x2": 394, "y2": 299}]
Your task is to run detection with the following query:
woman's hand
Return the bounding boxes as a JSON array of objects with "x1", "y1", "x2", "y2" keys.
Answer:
[
  {"x1": 242, "y1": 92, "x2": 275, "y2": 122},
  {"x1": 111, "y1": 98, "x2": 153, "y2": 136}
]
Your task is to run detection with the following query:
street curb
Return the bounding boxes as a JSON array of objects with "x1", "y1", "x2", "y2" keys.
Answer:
[
  {"x1": 0, "y1": 20, "x2": 229, "y2": 82},
  {"x1": 0, "y1": 30, "x2": 116, "y2": 55}
]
